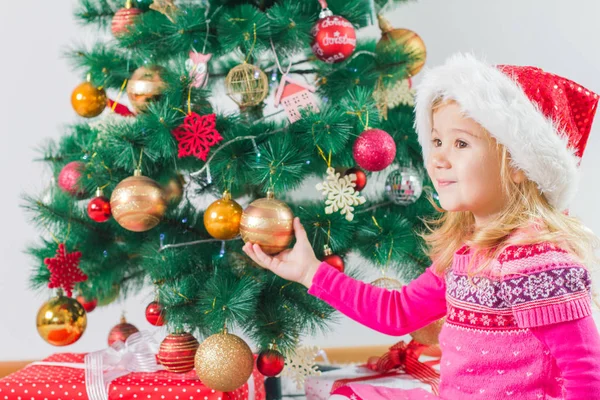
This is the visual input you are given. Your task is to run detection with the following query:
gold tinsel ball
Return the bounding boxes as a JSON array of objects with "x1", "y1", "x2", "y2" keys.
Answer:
[
  {"x1": 195, "y1": 331, "x2": 254, "y2": 392},
  {"x1": 204, "y1": 191, "x2": 243, "y2": 240},
  {"x1": 36, "y1": 294, "x2": 87, "y2": 346},
  {"x1": 71, "y1": 81, "x2": 107, "y2": 118},
  {"x1": 110, "y1": 170, "x2": 167, "y2": 232},
  {"x1": 157, "y1": 332, "x2": 199, "y2": 373},
  {"x1": 239, "y1": 191, "x2": 294, "y2": 255},
  {"x1": 410, "y1": 318, "x2": 445, "y2": 346},
  {"x1": 375, "y1": 15, "x2": 426, "y2": 77},
  {"x1": 225, "y1": 63, "x2": 269, "y2": 107},
  {"x1": 127, "y1": 66, "x2": 166, "y2": 113}
]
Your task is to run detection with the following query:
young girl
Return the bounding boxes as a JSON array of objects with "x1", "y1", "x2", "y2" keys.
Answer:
[{"x1": 243, "y1": 53, "x2": 600, "y2": 399}]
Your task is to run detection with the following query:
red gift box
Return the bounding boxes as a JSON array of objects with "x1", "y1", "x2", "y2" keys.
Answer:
[{"x1": 0, "y1": 353, "x2": 265, "y2": 400}]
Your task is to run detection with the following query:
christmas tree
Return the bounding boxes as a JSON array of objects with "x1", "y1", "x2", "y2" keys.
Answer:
[{"x1": 24, "y1": 0, "x2": 438, "y2": 388}]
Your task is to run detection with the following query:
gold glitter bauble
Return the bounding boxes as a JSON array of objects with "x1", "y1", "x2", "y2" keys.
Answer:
[
  {"x1": 410, "y1": 318, "x2": 445, "y2": 346},
  {"x1": 204, "y1": 191, "x2": 243, "y2": 240},
  {"x1": 110, "y1": 170, "x2": 167, "y2": 232},
  {"x1": 375, "y1": 15, "x2": 426, "y2": 77},
  {"x1": 225, "y1": 63, "x2": 269, "y2": 107},
  {"x1": 127, "y1": 66, "x2": 166, "y2": 113},
  {"x1": 194, "y1": 330, "x2": 254, "y2": 392},
  {"x1": 370, "y1": 277, "x2": 404, "y2": 290},
  {"x1": 71, "y1": 81, "x2": 107, "y2": 118},
  {"x1": 239, "y1": 191, "x2": 294, "y2": 255},
  {"x1": 36, "y1": 294, "x2": 87, "y2": 346}
]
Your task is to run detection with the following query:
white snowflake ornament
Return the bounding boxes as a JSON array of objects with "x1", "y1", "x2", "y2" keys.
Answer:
[
  {"x1": 281, "y1": 345, "x2": 322, "y2": 390},
  {"x1": 316, "y1": 167, "x2": 366, "y2": 221}
]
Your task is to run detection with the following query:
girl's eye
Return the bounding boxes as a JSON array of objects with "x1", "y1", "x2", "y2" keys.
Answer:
[
  {"x1": 432, "y1": 139, "x2": 442, "y2": 147},
  {"x1": 456, "y1": 140, "x2": 468, "y2": 149}
]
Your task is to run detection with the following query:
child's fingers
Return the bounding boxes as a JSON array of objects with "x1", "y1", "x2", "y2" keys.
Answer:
[
  {"x1": 242, "y1": 243, "x2": 267, "y2": 270},
  {"x1": 252, "y1": 243, "x2": 274, "y2": 269},
  {"x1": 293, "y1": 217, "x2": 308, "y2": 243}
]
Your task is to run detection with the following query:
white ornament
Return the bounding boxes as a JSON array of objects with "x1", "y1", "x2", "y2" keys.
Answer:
[
  {"x1": 316, "y1": 167, "x2": 366, "y2": 221},
  {"x1": 280, "y1": 345, "x2": 322, "y2": 389}
]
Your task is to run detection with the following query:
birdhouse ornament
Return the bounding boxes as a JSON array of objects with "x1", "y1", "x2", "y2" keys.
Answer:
[{"x1": 274, "y1": 74, "x2": 319, "y2": 123}]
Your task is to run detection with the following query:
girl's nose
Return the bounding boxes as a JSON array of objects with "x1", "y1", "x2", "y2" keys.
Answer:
[{"x1": 431, "y1": 151, "x2": 451, "y2": 169}]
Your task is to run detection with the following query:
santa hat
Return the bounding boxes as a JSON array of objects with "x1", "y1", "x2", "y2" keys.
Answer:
[{"x1": 414, "y1": 53, "x2": 598, "y2": 211}]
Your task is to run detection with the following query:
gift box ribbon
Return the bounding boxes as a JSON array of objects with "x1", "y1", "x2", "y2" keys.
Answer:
[{"x1": 331, "y1": 340, "x2": 441, "y2": 396}]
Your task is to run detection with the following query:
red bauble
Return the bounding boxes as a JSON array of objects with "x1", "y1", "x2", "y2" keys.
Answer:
[
  {"x1": 311, "y1": 10, "x2": 356, "y2": 63},
  {"x1": 344, "y1": 167, "x2": 367, "y2": 191},
  {"x1": 145, "y1": 301, "x2": 165, "y2": 326},
  {"x1": 323, "y1": 254, "x2": 345, "y2": 273},
  {"x1": 58, "y1": 161, "x2": 86, "y2": 196},
  {"x1": 112, "y1": 2, "x2": 142, "y2": 37},
  {"x1": 157, "y1": 333, "x2": 199, "y2": 373},
  {"x1": 353, "y1": 129, "x2": 396, "y2": 172},
  {"x1": 87, "y1": 189, "x2": 112, "y2": 222},
  {"x1": 257, "y1": 348, "x2": 285, "y2": 377},
  {"x1": 76, "y1": 295, "x2": 98, "y2": 313},
  {"x1": 107, "y1": 316, "x2": 139, "y2": 346}
]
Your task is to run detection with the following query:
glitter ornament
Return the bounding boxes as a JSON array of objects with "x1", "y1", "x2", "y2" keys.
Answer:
[
  {"x1": 311, "y1": 7, "x2": 356, "y2": 63},
  {"x1": 157, "y1": 332, "x2": 199, "y2": 373},
  {"x1": 353, "y1": 128, "x2": 396, "y2": 172},
  {"x1": 36, "y1": 292, "x2": 87, "y2": 346},
  {"x1": 110, "y1": 169, "x2": 167, "y2": 232},
  {"x1": 107, "y1": 315, "x2": 139, "y2": 346},
  {"x1": 385, "y1": 166, "x2": 423, "y2": 205},
  {"x1": 58, "y1": 161, "x2": 86, "y2": 197},
  {"x1": 240, "y1": 191, "x2": 294, "y2": 255},
  {"x1": 71, "y1": 82, "x2": 107, "y2": 118},
  {"x1": 194, "y1": 329, "x2": 254, "y2": 392},
  {"x1": 204, "y1": 191, "x2": 243, "y2": 240}
]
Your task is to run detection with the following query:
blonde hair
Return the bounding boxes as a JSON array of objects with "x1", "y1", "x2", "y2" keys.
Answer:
[{"x1": 420, "y1": 98, "x2": 600, "y2": 283}]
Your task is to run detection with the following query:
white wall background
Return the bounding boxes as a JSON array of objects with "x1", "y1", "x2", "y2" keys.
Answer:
[{"x1": 1, "y1": 0, "x2": 599, "y2": 361}]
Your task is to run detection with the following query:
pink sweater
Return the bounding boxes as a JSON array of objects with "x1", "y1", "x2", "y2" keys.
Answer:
[{"x1": 308, "y1": 242, "x2": 600, "y2": 399}]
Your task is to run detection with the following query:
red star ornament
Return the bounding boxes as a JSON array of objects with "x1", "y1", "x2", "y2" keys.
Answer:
[
  {"x1": 172, "y1": 112, "x2": 223, "y2": 161},
  {"x1": 44, "y1": 243, "x2": 86, "y2": 297}
]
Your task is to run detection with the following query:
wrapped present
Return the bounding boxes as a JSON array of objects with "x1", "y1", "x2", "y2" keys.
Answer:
[
  {"x1": 305, "y1": 340, "x2": 440, "y2": 400},
  {"x1": 0, "y1": 332, "x2": 265, "y2": 400}
]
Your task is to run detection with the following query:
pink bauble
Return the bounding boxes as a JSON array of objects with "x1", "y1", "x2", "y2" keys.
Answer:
[
  {"x1": 58, "y1": 162, "x2": 86, "y2": 196},
  {"x1": 112, "y1": 6, "x2": 142, "y2": 37},
  {"x1": 353, "y1": 129, "x2": 396, "y2": 172}
]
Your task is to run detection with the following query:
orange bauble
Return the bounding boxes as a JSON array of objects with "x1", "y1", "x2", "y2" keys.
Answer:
[
  {"x1": 71, "y1": 81, "x2": 107, "y2": 118},
  {"x1": 239, "y1": 191, "x2": 294, "y2": 255},
  {"x1": 36, "y1": 294, "x2": 87, "y2": 346},
  {"x1": 376, "y1": 15, "x2": 426, "y2": 77},
  {"x1": 204, "y1": 191, "x2": 243, "y2": 240}
]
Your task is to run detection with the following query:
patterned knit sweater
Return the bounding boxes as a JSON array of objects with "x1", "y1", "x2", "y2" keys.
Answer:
[{"x1": 308, "y1": 241, "x2": 600, "y2": 399}]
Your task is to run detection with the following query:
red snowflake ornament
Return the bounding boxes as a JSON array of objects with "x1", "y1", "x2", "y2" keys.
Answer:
[
  {"x1": 172, "y1": 112, "x2": 223, "y2": 161},
  {"x1": 44, "y1": 243, "x2": 86, "y2": 297}
]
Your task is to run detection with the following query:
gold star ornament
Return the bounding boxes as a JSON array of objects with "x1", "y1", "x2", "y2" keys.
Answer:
[{"x1": 149, "y1": 0, "x2": 178, "y2": 23}]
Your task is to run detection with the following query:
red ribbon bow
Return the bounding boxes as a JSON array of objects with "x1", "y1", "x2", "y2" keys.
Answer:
[{"x1": 331, "y1": 340, "x2": 441, "y2": 396}]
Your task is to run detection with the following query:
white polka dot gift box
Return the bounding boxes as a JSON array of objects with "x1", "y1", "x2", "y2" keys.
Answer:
[{"x1": 0, "y1": 352, "x2": 265, "y2": 400}]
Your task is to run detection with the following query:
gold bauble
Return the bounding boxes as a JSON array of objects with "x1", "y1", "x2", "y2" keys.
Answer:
[
  {"x1": 164, "y1": 174, "x2": 185, "y2": 205},
  {"x1": 36, "y1": 294, "x2": 87, "y2": 346},
  {"x1": 371, "y1": 276, "x2": 404, "y2": 290},
  {"x1": 239, "y1": 191, "x2": 294, "y2": 255},
  {"x1": 204, "y1": 191, "x2": 243, "y2": 240},
  {"x1": 375, "y1": 15, "x2": 426, "y2": 77},
  {"x1": 110, "y1": 169, "x2": 167, "y2": 232},
  {"x1": 410, "y1": 318, "x2": 445, "y2": 346},
  {"x1": 225, "y1": 63, "x2": 269, "y2": 107},
  {"x1": 127, "y1": 66, "x2": 166, "y2": 113},
  {"x1": 194, "y1": 330, "x2": 254, "y2": 392},
  {"x1": 71, "y1": 81, "x2": 107, "y2": 118}
]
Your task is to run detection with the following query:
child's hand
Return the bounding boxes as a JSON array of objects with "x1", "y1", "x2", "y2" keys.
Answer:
[{"x1": 242, "y1": 217, "x2": 322, "y2": 288}]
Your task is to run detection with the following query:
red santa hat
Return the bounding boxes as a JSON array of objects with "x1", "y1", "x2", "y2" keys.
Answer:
[{"x1": 414, "y1": 53, "x2": 598, "y2": 211}]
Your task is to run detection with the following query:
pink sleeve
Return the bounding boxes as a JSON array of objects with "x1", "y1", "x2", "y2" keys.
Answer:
[
  {"x1": 531, "y1": 316, "x2": 600, "y2": 399},
  {"x1": 307, "y1": 262, "x2": 447, "y2": 336}
]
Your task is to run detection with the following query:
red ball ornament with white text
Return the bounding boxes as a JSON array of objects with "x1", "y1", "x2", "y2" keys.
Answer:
[
  {"x1": 257, "y1": 343, "x2": 285, "y2": 377},
  {"x1": 322, "y1": 244, "x2": 344, "y2": 273},
  {"x1": 145, "y1": 300, "x2": 165, "y2": 326},
  {"x1": 311, "y1": 1, "x2": 356, "y2": 63},
  {"x1": 344, "y1": 167, "x2": 367, "y2": 191},
  {"x1": 353, "y1": 128, "x2": 396, "y2": 172},
  {"x1": 87, "y1": 188, "x2": 112, "y2": 222}
]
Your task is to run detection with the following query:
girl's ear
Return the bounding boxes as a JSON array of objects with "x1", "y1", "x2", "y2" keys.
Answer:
[{"x1": 510, "y1": 168, "x2": 527, "y2": 184}]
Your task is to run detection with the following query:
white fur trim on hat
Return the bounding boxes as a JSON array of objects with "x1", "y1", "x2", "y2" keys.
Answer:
[{"x1": 414, "y1": 53, "x2": 580, "y2": 211}]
